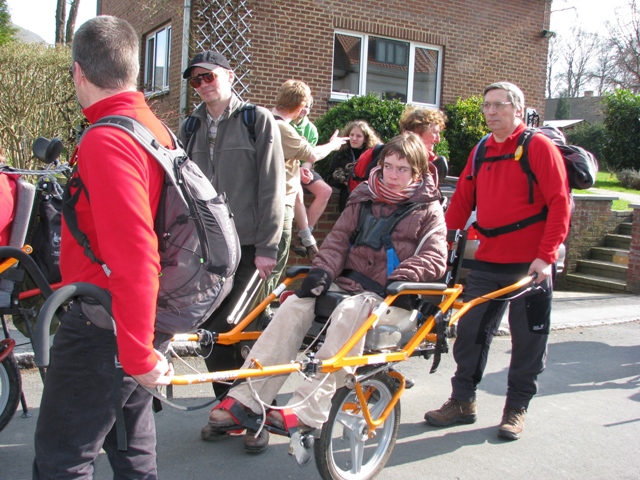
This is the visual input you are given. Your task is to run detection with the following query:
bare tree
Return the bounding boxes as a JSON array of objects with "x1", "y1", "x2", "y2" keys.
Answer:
[
  {"x1": 553, "y1": 27, "x2": 601, "y2": 97},
  {"x1": 606, "y1": 0, "x2": 640, "y2": 92},
  {"x1": 55, "y1": 0, "x2": 81, "y2": 46},
  {"x1": 547, "y1": 36, "x2": 560, "y2": 98},
  {"x1": 55, "y1": 0, "x2": 66, "y2": 45},
  {"x1": 65, "y1": 0, "x2": 81, "y2": 45},
  {"x1": 588, "y1": 40, "x2": 617, "y2": 95}
]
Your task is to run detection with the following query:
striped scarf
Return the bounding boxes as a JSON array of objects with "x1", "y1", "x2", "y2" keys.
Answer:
[{"x1": 367, "y1": 166, "x2": 422, "y2": 204}]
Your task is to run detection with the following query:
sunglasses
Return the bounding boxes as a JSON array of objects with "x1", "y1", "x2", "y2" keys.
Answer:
[
  {"x1": 68, "y1": 64, "x2": 74, "y2": 79},
  {"x1": 188, "y1": 71, "x2": 218, "y2": 88}
]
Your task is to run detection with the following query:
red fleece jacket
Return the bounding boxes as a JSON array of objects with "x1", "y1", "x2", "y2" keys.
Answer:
[
  {"x1": 446, "y1": 123, "x2": 571, "y2": 265},
  {"x1": 60, "y1": 91, "x2": 171, "y2": 376}
]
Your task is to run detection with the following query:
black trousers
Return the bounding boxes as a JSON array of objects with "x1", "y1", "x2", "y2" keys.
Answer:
[
  {"x1": 201, "y1": 244, "x2": 262, "y2": 397},
  {"x1": 451, "y1": 265, "x2": 553, "y2": 410}
]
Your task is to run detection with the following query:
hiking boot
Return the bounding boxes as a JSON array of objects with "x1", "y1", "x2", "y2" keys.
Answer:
[
  {"x1": 200, "y1": 423, "x2": 231, "y2": 442},
  {"x1": 291, "y1": 243, "x2": 308, "y2": 258},
  {"x1": 498, "y1": 406, "x2": 526, "y2": 440},
  {"x1": 306, "y1": 244, "x2": 319, "y2": 262},
  {"x1": 424, "y1": 398, "x2": 477, "y2": 426},
  {"x1": 244, "y1": 428, "x2": 269, "y2": 453}
]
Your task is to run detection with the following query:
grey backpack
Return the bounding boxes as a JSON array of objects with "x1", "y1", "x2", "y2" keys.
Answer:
[{"x1": 63, "y1": 115, "x2": 241, "y2": 334}]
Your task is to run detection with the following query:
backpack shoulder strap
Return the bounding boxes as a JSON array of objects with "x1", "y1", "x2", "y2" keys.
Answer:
[
  {"x1": 92, "y1": 115, "x2": 184, "y2": 187},
  {"x1": 239, "y1": 103, "x2": 257, "y2": 143},
  {"x1": 183, "y1": 115, "x2": 201, "y2": 156},
  {"x1": 63, "y1": 116, "x2": 185, "y2": 269},
  {"x1": 516, "y1": 128, "x2": 539, "y2": 204},
  {"x1": 470, "y1": 134, "x2": 491, "y2": 177},
  {"x1": 349, "y1": 200, "x2": 373, "y2": 245}
]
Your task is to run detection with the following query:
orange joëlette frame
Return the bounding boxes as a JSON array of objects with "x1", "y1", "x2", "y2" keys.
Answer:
[{"x1": 168, "y1": 274, "x2": 535, "y2": 438}]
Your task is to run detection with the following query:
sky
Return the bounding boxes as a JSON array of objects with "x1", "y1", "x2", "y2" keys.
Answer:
[
  {"x1": 4, "y1": 0, "x2": 632, "y2": 45},
  {"x1": 550, "y1": 0, "x2": 632, "y2": 36},
  {"x1": 6, "y1": 0, "x2": 98, "y2": 44}
]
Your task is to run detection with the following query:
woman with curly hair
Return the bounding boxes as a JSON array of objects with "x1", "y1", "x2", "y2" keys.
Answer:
[{"x1": 327, "y1": 120, "x2": 381, "y2": 211}]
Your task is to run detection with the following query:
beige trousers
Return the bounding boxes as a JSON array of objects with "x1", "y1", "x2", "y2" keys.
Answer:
[{"x1": 228, "y1": 288, "x2": 381, "y2": 428}]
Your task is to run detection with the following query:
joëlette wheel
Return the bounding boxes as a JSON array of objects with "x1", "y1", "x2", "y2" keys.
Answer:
[{"x1": 314, "y1": 372, "x2": 400, "y2": 480}]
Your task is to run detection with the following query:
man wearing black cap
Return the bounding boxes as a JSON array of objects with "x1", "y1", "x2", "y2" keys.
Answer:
[{"x1": 179, "y1": 52, "x2": 285, "y2": 417}]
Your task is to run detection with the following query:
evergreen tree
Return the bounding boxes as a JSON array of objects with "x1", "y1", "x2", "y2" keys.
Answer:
[{"x1": 555, "y1": 96, "x2": 571, "y2": 119}]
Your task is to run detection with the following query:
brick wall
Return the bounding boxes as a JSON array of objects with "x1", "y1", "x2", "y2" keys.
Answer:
[
  {"x1": 97, "y1": 0, "x2": 187, "y2": 130},
  {"x1": 628, "y1": 204, "x2": 640, "y2": 294},
  {"x1": 554, "y1": 195, "x2": 627, "y2": 289},
  {"x1": 100, "y1": 0, "x2": 553, "y2": 127}
]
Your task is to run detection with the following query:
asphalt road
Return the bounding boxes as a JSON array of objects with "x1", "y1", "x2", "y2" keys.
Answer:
[{"x1": 2, "y1": 321, "x2": 639, "y2": 480}]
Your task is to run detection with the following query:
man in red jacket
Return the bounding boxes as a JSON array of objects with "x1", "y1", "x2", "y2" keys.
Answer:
[
  {"x1": 33, "y1": 16, "x2": 173, "y2": 479},
  {"x1": 424, "y1": 82, "x2": 571, "y2": 440}
]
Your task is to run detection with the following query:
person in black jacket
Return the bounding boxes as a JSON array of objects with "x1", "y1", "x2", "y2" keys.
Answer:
[{"x1": 327, "y1": 120, "x2": 381, "y2": 211}]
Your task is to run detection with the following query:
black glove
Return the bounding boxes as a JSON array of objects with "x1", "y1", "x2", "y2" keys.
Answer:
[{"x1": 295, "y1": 268, "x2": 332, "y2": 298}]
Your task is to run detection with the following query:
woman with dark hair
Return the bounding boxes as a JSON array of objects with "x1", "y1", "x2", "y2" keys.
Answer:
[{"x1": 327, "y1": 120, "x2": 381, "y2": 211}]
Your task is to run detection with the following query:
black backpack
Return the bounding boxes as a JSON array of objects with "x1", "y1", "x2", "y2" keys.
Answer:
[
  {"x1": 469, "y1": 126, "x2": 598, "y2": 237},
  {"x1": 63, "y1": 116, "x2": 241, "y2": 334}
]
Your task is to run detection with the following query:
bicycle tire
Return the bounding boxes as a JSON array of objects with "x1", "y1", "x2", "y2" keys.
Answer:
[
  {"x1": 314, "y1": 372, "x2": 400, "y2": 480},
  {"x1": 0, "y1": 352, "x2": 21, "y2": 433}
]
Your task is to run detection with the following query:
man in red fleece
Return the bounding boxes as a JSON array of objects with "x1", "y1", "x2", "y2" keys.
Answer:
[
  {"x1": 33, "y1": 16, "x2": 173, "y2": 479},
  {"x1": 424, "y1": 82, "x2": 571, "y2": 440}
]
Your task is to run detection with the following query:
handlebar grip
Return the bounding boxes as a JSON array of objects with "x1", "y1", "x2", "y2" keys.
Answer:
[{"x1": 34, "y1": 282, "x2": 112, "y2": 368}]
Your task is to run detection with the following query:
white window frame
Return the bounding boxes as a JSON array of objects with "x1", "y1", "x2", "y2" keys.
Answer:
[
  {"x1": 331, "y1": 30, "x2": 443, "y2": 108},
  {"x1": 144, "y1": 24, "x2": 172, "y2": 95}
]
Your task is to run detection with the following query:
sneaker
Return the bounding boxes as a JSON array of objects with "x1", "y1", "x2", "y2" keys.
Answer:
[
  {"x1": 498, "y1": 405, "x2": 526, "y2": 440},
  {"x1": 424, "y1": 398, "x2": 477, "y2": 426}
]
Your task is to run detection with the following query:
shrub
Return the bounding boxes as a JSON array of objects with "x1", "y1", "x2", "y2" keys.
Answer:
[
  {"x1": 602, "y1": 89, "x2": 640, "y2": 172},
  {"x1": 443, "y1": 96, "x2": 490, "y2": 176},
  {"x1": 616, "y1": 169, "x2": 640, "y2": 190},
  {"x1": 315, "y1": 94, "x2": 406, "y2": 144},
  {"x1": 0, "y1": 42, "x2": 83, "y2": 169},
  {"x1": 565, "y1": 123, "x2": 608, "y2": 169},
  {"x1": 314, "y1": 95, "x2": 451, "y2": 176}
]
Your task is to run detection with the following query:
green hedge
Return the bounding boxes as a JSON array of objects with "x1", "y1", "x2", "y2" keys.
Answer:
[
  {"x1": 442, "y1": 96, "x2": 490, "y2": 176},
  {"x1": 602, "y1": 89, "x2": 640, "y2": 172}
]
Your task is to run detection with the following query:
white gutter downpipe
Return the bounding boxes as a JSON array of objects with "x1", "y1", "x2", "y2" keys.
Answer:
[{"x1": 179, "y1": 0, "x2": 192, "y2": 121}]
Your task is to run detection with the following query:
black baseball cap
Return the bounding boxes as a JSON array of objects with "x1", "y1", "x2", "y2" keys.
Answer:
[{"x1": 183, "y1": 51, "x2": 232, "y2": 79}]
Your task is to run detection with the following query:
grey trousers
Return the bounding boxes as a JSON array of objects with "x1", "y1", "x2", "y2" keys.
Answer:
[{"x1": 451, "y1": 267, "x2": 553, "y2": 410}]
